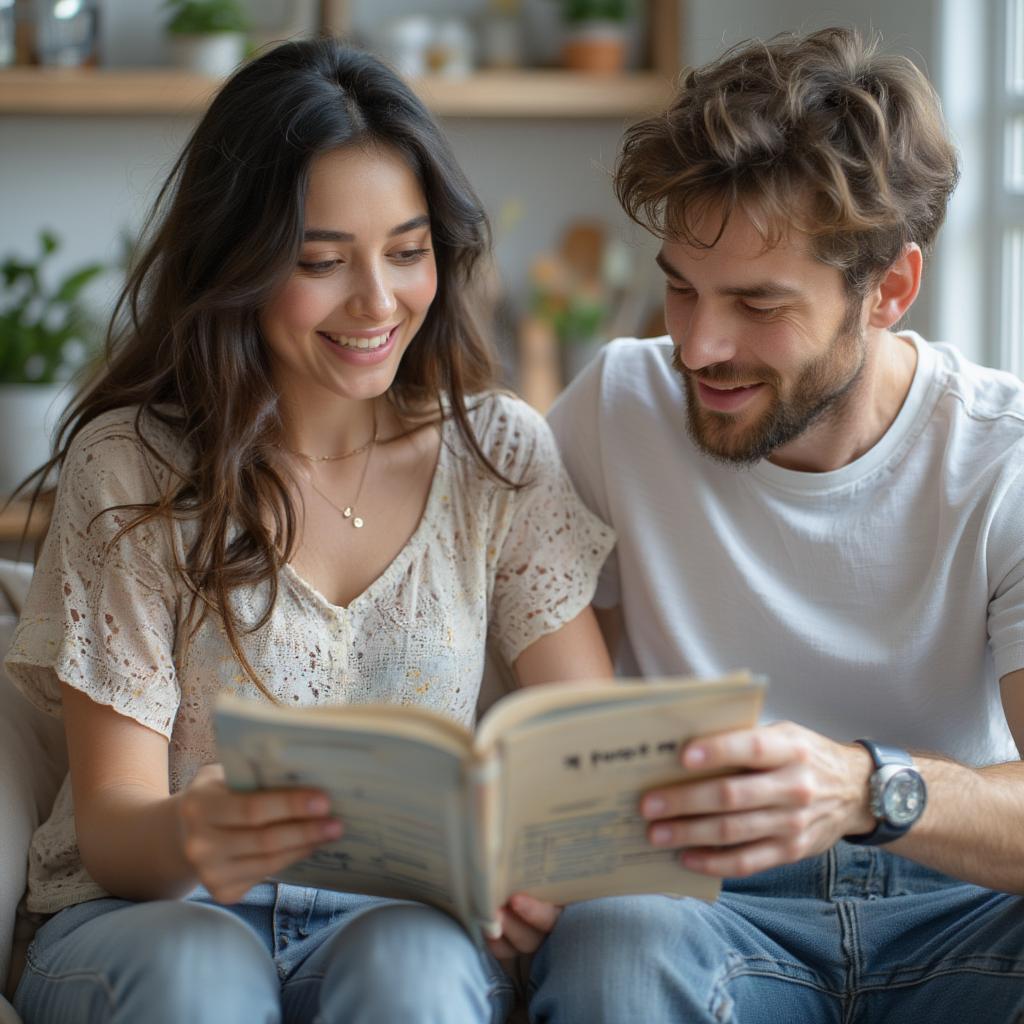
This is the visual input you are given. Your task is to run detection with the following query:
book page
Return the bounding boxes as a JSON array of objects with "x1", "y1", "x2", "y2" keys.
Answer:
[
  {"x1": 486, "y1": 676, "x2": 765, "y2": 908},
  {"x1": 216, "y1": 701, "x2": 477, "y2": 931}
]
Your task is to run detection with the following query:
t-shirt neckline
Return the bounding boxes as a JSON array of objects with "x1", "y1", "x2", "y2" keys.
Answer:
[{"x1": 747, "y1": 331, "x2": 937, "y2": 495}]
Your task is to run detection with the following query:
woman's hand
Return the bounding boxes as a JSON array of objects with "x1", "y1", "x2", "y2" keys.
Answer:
[
  {"x1": 176, "y1": 763, "x2": 343, "y2": 904},
  {"x1": 486, "y1": 893, "x2": 562, "y2": 959}
]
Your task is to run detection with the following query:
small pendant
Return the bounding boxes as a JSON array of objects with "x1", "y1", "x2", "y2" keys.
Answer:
[
  {"x1": 353, "y1": 516, "x2": 364, "y2": 529},
  {"x1": 342, "y1": 507, "x2": 353, "y2": 519}
]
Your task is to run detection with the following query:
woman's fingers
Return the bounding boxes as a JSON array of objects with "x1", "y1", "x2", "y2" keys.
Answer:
[
  {"x1": 485, "y1": 934, "x2": 518, "y2": 960},
  {"x1": 183, "y1": 814, "x2": 342, "y2": 865},
  {"x1": 493, "y1": 899, "x2": 558, "y2": 955},
  {"x1": 185, "y1": 762, "x2": 333, "y2": 828},
  {"x1": 177, "y1": 762, "x2": 342, "y2": 897},
  {"x1": 201, "y1": 839, "x2": 332, "y2": 903},
  {"x1": 507, "y1": 893, "x2": 561, "y2": 933},
  {"x1": 191, "y1": 785, "x2": 333, "y2": 830}
]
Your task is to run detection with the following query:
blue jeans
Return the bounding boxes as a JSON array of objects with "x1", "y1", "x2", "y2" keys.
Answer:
[
  {"x1": 530, "y1": 842, "x2": 1024, "y2": 1023},
  {"x1": 13, "y1": 882, "x2": 515, "y2": 1023}
]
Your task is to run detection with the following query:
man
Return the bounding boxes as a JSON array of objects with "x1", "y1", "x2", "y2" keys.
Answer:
[{"x1": 531, "y1": 26, "x2": 1024, "y2": 1024}]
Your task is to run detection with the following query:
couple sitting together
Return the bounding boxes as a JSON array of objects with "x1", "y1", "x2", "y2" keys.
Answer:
[{"x1": 6, "y1": 24, "x2": 1024, "y2": 1024}]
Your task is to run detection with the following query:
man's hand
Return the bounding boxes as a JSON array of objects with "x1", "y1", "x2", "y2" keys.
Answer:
[
  {"x1": 486, "y1": 893, "x2": 562, "y2": 959},
  {"x1": 641, "y1": 722, "x2": 876, "y2": 877},
  {"x1": 176, "y1": 764, "x2": 344, "y2": 904}
]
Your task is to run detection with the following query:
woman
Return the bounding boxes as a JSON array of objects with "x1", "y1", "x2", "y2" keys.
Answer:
[{"x1": 6, "y1": 38, "x2": 614, "y2": 1024}]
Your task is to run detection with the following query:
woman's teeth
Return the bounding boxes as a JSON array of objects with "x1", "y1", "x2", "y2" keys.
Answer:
[{"x1": 321, "y1": 331, "x2": 390, "y2": 351}]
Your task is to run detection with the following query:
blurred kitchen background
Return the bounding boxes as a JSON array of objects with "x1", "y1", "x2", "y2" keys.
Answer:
[{"x1": 0, "y1": 0, "x2": 1022, "y2": 543}]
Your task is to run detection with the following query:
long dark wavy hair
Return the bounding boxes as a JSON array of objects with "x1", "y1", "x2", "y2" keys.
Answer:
[{"x1": 27, "y1": 38, "x2": 506, "y2": 698}]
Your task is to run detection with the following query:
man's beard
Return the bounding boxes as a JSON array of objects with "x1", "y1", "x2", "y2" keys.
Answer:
[{"x1": 672, "y1": 305, "x2": 867, "y2": 465}]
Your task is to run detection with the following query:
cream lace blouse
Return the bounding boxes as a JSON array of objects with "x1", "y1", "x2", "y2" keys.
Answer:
[{"x1": 6, "y1": 393, "x2": 615, "y2": 914}]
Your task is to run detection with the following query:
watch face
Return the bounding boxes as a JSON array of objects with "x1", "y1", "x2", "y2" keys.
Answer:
[{"x1": 882, "y1": 769, "x2": 926, "y2": 826}]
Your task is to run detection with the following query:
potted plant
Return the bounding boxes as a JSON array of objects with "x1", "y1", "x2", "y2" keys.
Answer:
[
  {"x1": 558, "y1": 0, "x2": 631, "y2": 73},
  {"x1": 164, "y1": 0, "x2": 249, "y2": 78},
  {"x1": 0, "y1": 230, "x2": 104, "y2": 496},
  {"x1": 528, "y1": 221, "x2": 634, "y2": 386}
]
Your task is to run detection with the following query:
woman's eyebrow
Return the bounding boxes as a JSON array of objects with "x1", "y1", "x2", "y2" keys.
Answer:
[{"x1": 303, "y1": 215, "x2": 430, "y2": 243}]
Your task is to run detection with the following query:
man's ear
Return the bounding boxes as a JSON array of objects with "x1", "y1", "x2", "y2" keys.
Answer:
[{"x1": 865, "y1": 243, "x2": 923, "y2": 329}]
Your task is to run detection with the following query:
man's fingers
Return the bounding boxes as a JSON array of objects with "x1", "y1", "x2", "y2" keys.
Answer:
[
  {"x1": 680, "y1": 723, "x2": 807, "y2": 773},
  {"x1": 647, "y1": 807, "x2": 812, "y2": 850},
  {"x1": 679, "y1": 838, "x2": 796, "y2": 879},
  {"x1": 642, "y1": 762, "x2": 814, "y2": 820}
]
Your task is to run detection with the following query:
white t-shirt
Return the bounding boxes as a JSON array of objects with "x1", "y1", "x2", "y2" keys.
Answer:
[
  {"x1": 7, "y1": 393, "x2": 614, "y2": 914},
  {"x1": 549, "y1": 333, "x2": 1024, "y2": 768}
]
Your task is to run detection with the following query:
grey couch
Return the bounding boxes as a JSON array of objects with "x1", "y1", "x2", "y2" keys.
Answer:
[{"x1": 0, "y1": 560, "x2": 65, "y2": 1024}]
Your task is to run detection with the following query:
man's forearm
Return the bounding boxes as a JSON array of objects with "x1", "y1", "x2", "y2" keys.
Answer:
[{"x1": 890, "y1": 757, "x2": 1024, "y2": 892}]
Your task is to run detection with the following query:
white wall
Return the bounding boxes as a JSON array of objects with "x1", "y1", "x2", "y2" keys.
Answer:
[
  {"x1": 1, "y1": 0, "x2": 992, "y2": 362},
  {"x1": 0, "y1": 113, "x2": 644, "y2": 330}
]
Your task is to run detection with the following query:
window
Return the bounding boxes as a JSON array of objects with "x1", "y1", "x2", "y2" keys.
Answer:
[{"x1": 997, "y1": 0, "x2": 1024, "y2": 374}]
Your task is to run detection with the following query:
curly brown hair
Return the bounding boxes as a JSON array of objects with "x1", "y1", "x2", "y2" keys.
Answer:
[{"x1": 615, "y1": 26, "x2": 960, "y2": 294}]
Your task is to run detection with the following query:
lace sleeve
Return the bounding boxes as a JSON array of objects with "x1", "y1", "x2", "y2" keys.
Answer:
[
  {"x1": 4, "y1": 412, "x2": 184, "y2": 737},
  {"x1": 485, "y1": 396, "x2": 616, "y2": 666},
  {"x1": 547, "y1": 345, "x2": 622, "y2": 608}
]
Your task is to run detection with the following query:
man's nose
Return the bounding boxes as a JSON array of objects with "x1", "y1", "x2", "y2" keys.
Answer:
[{"x1": 673, "y1": 300, "x2": 738, "y2": 371}]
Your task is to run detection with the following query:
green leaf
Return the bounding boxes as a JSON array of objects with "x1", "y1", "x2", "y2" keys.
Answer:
[
  {"x1": 561, "y1": 0, "x2": 630, "y2": 22},
  {"x1": 1, "y1": 261, "x2": 38, "y2": 294},
  {"x1": 0, "y1": 229, "x2": 106, "y2": 385},
  {"x1": 165, "y1": 0, "x2": 248, "y2": 34},
  {"x1": 54, "y1": 263, "x2": 104, "y2": 305}
]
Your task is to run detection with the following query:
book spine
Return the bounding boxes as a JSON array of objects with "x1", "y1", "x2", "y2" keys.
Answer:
[{"x1": 468, "y1": 752, "x2": 503, "y2": 937}]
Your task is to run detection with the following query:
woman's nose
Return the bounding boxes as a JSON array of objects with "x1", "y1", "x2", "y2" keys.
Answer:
[{"x1": 345, "y1": 263, "x2": 398, "y2": 322}]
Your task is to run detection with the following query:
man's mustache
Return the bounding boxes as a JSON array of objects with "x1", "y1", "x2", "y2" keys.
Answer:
[{"x1": 671, "y1": 347, "x2": 777, "y2": 389}]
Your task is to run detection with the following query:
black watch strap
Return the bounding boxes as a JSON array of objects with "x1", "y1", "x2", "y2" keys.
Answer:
[
  {"x1": 844, "y1": 739, "x2": 916, "y2": 846},
  {"x1": 855, "y1": 739, "x2": 912, "y2": 771}
]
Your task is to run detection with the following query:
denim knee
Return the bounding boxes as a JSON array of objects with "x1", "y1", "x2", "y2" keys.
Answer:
[
  {"x1": 132, "y1": 901, "x2": 277, "y2": 993},
  {"x1": 17, "y1": 899, "x2": 279, "y2": 1024},
  {"x1": 311, "y1": 904, "x2": 509, "y2": 1024},
  {"x1": 531, "y1": 895, "x2": 710, "y2": 1024}
]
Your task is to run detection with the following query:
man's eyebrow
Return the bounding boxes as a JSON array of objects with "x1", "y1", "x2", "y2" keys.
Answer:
[
  {"x1": 720, "y1": 282, "x2": 804, "y2": 300},
  {"x1": 303, "y1": 215, "x2": 430, "y2": 243},
  {"x1": 655, "y1": 251, "x2": 684, "y2": 279},
  {"x1": 655, "y1": 251, "x2": 803, "y2": 300}
]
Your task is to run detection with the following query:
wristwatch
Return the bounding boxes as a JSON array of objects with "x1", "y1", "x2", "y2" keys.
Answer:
[{"x1": 844, "y1": 739, "x2": 927, "y2": 846}]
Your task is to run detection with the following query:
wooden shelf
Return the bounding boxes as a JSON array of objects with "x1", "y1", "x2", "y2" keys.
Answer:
[
  {"x1": 0, "y1": 67, "x2": 674, "y2": 119},
  {"x1": 0, "y1": 497, "x2": 50, "y2": 545},
  {"x1": 410, "y1": 70, "x2": 674, "y2": 119}
]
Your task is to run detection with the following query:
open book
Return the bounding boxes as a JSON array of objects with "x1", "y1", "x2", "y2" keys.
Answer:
[{"x1": 216, "y1": 672, "x2": 766, "y2": 941}]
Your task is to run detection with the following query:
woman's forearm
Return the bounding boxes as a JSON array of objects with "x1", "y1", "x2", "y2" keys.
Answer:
[{"x1": 75, "y1": 784, "x2": 197, "y2": 901}]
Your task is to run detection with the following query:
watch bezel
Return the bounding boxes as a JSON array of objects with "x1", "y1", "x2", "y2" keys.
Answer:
[
  {"x1": 876, "y1": 765, "x2": 927, "y2": 827},
  {"x1": 845, "y1": 740, "x2": 927, "y2": 846}
]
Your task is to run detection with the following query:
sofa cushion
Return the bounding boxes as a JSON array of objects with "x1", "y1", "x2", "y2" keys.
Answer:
[{"x1": 0, "y1": 561, "x2": 66, "y2": 996}]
